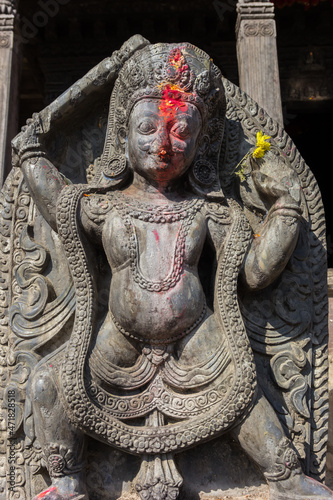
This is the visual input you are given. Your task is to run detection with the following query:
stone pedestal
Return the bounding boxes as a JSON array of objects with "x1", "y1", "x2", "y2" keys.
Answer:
[
  {"x1": 0, "y1": 0, "x2": 19, "y2": 186},
  {"x1": 236, "y1": 0, "x2": 283, "y2": 125}
]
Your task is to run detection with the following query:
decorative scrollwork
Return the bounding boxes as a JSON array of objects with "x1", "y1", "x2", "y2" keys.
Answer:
[
  {"x1": 243, "y1": 21, "x2": 275, "y2": 38},
  {"x1": 222, "y1": 75, "x2": 328, "y2": 480}
]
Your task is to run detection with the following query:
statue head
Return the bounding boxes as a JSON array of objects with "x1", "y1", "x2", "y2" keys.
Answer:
[
  {"x1": 127, "y1": 98, "x2": 202, "y2": 188},
  {"x1": 93, "y1": 42, "x2": 226, "y2": 197}
]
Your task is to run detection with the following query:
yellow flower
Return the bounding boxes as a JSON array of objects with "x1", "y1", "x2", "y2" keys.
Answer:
[{"x1": 253, "y1": 131, "x2": 271, "y2": 159}]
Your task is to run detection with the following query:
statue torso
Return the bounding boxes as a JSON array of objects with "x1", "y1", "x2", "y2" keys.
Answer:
[
  {"x1": 103, "y1": 196, "x2": 207, "y2": 343},
  {"x1": 81, "y1": 192, "x2": 230, "y2": 345}
]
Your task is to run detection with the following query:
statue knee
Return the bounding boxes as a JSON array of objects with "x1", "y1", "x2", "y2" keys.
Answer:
[{"x1": 30, "y1": 366, "x2": 59, "y2": 408}]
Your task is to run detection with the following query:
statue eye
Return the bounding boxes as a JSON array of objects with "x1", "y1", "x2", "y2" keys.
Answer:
[
  {"x1": 138, "y1": 120, "x2": 156, "y2": 134},
  {"x1": 170, "y1": 123, "x2": 190, "y2": 139}
]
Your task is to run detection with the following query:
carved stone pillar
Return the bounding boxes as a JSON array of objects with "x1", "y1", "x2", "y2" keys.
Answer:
[
  {"x1": 0, "y1": 0, "x2": 19, "y2": 186},
  {"x1": 236, "y1": 0, "x2": 283, "y2": 125},
  {"x1": 327, "y1": 269, "x2": 333, "y2": 474}
]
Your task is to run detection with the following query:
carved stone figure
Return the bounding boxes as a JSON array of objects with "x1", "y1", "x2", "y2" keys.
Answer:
[{"x1": 0, "y1": 35, "x2": 331, "y2": 499}]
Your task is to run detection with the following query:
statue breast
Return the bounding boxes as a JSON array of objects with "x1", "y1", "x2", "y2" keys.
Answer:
[{"x1": 102, "y1": 206, "x2": 207, "y2": 343}]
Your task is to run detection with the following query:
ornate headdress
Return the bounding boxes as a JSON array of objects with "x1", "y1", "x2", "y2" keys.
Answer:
[{"x1": 94, "y1": 41, "x2": 226, "y2": 197}]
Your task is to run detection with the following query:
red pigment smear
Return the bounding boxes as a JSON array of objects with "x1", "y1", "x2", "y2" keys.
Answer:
[
  {"x1": 159, "y1": 85, "x2": 188, "y2": 116},
  {"x1": 177, "y1": 303, "x2": 187, "y2": 319},
  {"x1": 153, "y1": 229, "x2": 159, "y2": 243},
  {"x1": 36, "y1": 486, "x2": 57, "y2": 498},
  {"x1": 171, "y1": 50, "x2": 182, "y2": 66},
  {"x1": 168, "y1": 48, "x2": 189, "y2": 76},
  {"x1": 158, "y1": 149, "x2": 167, "y2": 160},
  {"x1": 166, "y1": 296, "x2": 174, "y2": 312},
  {"x1": 158, "y1": 49, "x2": 192, "y2": 116}
]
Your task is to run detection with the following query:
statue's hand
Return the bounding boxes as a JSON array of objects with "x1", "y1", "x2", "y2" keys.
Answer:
[
  {"x1": 251, "y1": 162, "x2": 301, "y2": 216},
  {"x1": 13, "y1": 114, "x2": 45, "y2": 167},
  {"x1": 242, "y1": 160, "x2": 302, "y2": 290}
]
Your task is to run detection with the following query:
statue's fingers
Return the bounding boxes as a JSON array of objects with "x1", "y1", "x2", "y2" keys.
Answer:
[
  {"x1": 250, "y1": 156, "x2": 260, "y2": 171},
  {"x1": 251, "y1": 171, "x2": 290, "y2": 199}
]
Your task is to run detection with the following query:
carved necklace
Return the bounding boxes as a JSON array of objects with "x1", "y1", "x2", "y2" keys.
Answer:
[{"x1": 112, "y1": 193, "x2": 204, "y2": 292}]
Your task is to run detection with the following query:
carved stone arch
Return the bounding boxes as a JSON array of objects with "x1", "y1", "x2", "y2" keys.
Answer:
[{"x1": 220, "y1": 76, "x2": 328, "y2": 481}]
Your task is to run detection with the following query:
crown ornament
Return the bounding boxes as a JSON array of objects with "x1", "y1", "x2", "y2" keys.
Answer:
[{"x1": 94, "y1": 42, "x2": 226, "y2": 199}]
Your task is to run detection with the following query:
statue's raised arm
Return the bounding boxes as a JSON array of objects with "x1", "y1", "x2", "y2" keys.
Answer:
[
  {"x1": 16, "y1": 121, "x2": 67, "y2": 231},
  {"x1": 242, "y1": 155, "x2": 302, "y2": 290}
]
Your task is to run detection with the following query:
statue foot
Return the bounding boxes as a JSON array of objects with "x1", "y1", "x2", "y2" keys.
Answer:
[
  {"x1": 33, "y1": 473, "x2": 89, "y2": 500},
  {"x1": 135, "y1": 453, "x2": 183, "y2": 500},
  {"x1": 269, "y1": 473, "x2": 333, "y2": 500}
]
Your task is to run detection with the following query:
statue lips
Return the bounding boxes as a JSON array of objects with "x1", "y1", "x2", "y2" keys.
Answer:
[
  {"x1": 148, "y1": 149, "x2": 174, "y2": 170},
  {"x1": 158, "y1": 149, "x2": 172, "y2": 166},
  {"x1": 159, "y1": 149, "x2": 169, "y2": 159}
]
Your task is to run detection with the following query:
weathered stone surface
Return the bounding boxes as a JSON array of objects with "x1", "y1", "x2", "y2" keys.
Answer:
[
  {"x1": 82, "y1": 436, "x2": 267, "y2": 499},
  {"x1": 0, "y1": 36, "x2": 330, "y2": 500},
  {"x1": 327, "y1": 269, "x2": 333, "y2": 475}
]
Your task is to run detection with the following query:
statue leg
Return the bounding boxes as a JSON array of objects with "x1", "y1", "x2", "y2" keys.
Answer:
[
  {"x1": 230, "y1": 390, "x2": 333, "y2": 500},
  {"x1": 26, "y1": 362, "x2": 89, "y2": 500}
]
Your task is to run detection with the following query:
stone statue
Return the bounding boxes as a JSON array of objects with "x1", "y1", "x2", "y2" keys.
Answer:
[{"x1": 0, "y1": 35, "x2": 331, "y2": 499}]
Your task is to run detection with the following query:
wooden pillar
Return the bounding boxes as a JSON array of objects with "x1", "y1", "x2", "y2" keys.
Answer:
[
  {"x1": 0, "y1": 0, "x2": 20, "y2": 186},
  {"x1": 236, "y1": 0, "x2": 283, "y2": 125}
]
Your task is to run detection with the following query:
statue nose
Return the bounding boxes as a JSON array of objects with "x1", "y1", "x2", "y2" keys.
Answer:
[{"x1": 151, "y1": 128, "x2": 171, "y2": 154}]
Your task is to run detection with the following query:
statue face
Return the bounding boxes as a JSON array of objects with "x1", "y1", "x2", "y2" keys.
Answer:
[{"x1": 127, "y1": 98, "x2": 202, "y2": 184}]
